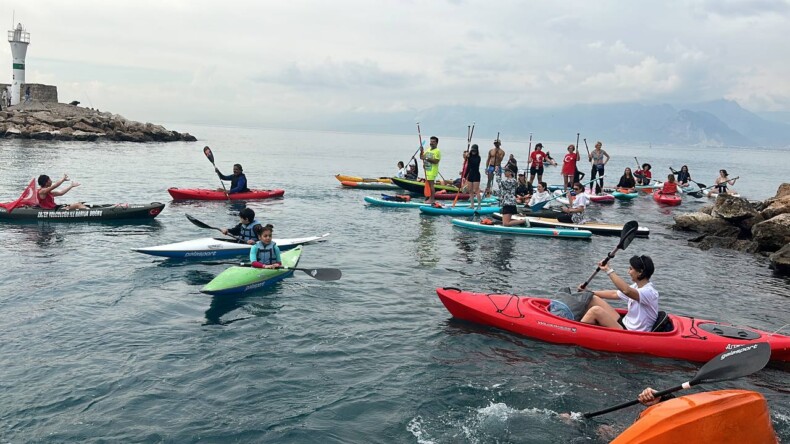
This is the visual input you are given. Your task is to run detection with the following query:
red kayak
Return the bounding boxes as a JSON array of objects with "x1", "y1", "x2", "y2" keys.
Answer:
[
  {"x1": 436, "y1": 287, "x2": 790, "y2": 363},
  {"x1": 652, "y1": 190, "x2": 681, "y2": 206},
  {"x1": 168, "y1": 188, "x2": 285, "y2": 201},
  {"x1": 584, "y1": 189, "x2": 616, "y2": 203}
]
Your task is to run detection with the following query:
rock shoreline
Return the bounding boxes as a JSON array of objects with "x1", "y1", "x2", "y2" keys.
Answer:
[
  {"x1": 673, "y1": 183, "x2": 790, "y2": 274},
  {"x1": 0, "y1": 102, "x2": 196, "y2": 143}
]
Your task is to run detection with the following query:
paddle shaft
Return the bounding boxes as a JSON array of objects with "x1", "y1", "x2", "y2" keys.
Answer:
[
  {"x1": 204, "y1": 146, "x2": 231, "y2": 202},
  {"x1": 583, "y1": 384, "x2": 688, "y2": 418},
  {"x1": 583, "y1": 138, "x2": 591, "y2": 157},
  {"x1": 579, "y1": 246, "x2": 619, "y2": 290},
  {"x1": 185, "y1": 213, "x2": 242, "y2": 242},
  {"x1": 579, "y1": 220, "x2": 639, "y2": 290},
  {"x1": 418, "y1": 123, "x2": 431, "y2": 197}
]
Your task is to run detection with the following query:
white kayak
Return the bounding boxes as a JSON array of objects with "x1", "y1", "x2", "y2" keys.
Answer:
[
  {"x1": 132, "y1": 233, "x2": 330, "y2": 259},
  {"x1": 703, "y1": 189, "x2": 741, "y2": 198}
]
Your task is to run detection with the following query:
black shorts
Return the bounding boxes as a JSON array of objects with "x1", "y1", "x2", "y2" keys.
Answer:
[
  {"x1": 617, "y1": 314, "x2": 628, "y2": 330},
  {"x1": 529, "y1": 166, "x2": 544, "y2": 175},
  {"x1": 501, "y1": 205, "x2": 517, "y2": 215}
]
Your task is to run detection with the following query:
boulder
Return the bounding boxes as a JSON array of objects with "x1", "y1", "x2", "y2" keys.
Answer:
[
  {"x1": 673, "y1": 212, "x2": 740, "y2": 237},
  {"x1": 760, "y1": 195, "x2": 790, "y2": 220},
  {"x1": 72, "y1": 130, "x2": 100, "y2": 141},
  {"x1": 699, "y1": 204, "x2": 714, "y2": 215},
  {"x1": 751, "y1": 213, "x2": 790, "y2": 252},
  {"x1": 711, "y1": 195, "x2": 758, "y2": 221},
  {"x1": 776, "y1": 183, "x2": 790, "y2": 199},
  {"x1": 691, "y1": 235, "x2": 758, "y2": 253},
  {"x1": 72, "y1": 121, "x2": 100, "y2": 133},
  {"x1": 769, "y1": 243, "x2": 790, "y2": 274}
]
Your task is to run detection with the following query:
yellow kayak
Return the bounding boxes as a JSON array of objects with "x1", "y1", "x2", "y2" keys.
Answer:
[{"x1": 334, "y1": 174, "x2": 392, "y2": 184}]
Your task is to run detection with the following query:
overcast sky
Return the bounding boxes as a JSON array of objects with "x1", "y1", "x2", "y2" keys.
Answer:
[{"x1": 1, "y1": 0, "x2": 788, "y2": 126}]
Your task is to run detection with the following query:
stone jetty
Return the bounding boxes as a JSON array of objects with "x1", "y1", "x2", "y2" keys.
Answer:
[
  {"x1": 673, "y1": 183, "x2": 790, "y2": 274},
  {"x1": 0, "y1": 102, "x2": 196, "y2": 142}
]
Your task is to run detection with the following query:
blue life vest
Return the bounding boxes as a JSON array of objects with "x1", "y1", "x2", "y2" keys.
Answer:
[
  {"x1": 254, "y1": 242, "x2": 277, "y2": 264},
  {"x1": 240, "y1": 219, "x2": 261, "y2": 242}
]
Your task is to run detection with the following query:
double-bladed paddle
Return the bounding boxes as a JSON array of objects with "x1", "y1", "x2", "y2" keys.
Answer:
[
  {"x1": 578, "y1": 220, "x2": 639, "y2": 290},
  {"x1": 203, "y1": 146, "x2": 231, "y2": 202},
  {"x1": 670, "y1": 166, "x2": 707, "y2": 197},
  {"x1": 582, "y1": 342, "x2": 771, "y2": 418},
  {"x1": 203, "y1": 260, "x2": 342, "y2": 281},
  {"x1": 530, "y1": 175, "x2": 605, "y2": 212},
  {"x1": 186, "y1": 213, "x2": 243, "y2": 242}
]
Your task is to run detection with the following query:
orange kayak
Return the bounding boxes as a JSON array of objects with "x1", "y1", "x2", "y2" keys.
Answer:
[
  {"x1": 612, "y1": 390, "x2": 777, "y2": 443},
  {"x1": 334, "y1": 174, "x2": 392, "y2": 184}
]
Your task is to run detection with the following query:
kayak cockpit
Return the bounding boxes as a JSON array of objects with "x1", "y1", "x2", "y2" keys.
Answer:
[{"x1": 528, "y1": 298, "x2": 676, "y2": 334}]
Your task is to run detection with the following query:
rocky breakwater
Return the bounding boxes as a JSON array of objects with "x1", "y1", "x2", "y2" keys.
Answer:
[
  {"x1": 673, "y1": 183, "x2": 790, "y2": 274},
  {"x1": 0, "y1": 102, "x2": 196, "y2": 142}
]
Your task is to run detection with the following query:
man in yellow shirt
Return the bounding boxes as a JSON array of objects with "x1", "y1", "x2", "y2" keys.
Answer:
[{"x1": 420, "y1": 136, "x2": 441, "y2": 204}]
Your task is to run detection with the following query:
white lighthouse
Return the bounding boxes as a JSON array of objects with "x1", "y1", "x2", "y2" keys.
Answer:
[{"x1": 8, "y1": 23, "x2": 30, "y2": 106}]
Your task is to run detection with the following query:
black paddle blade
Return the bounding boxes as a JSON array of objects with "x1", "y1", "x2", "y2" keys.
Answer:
[
  {"x1": 186, "y1": 213, "x2": 214, "y2": 230},
  {"x1": 582, "y1": 342, "x2": 771, "y2": 419},
  {"x1": 617, "y1": 221, "x2": 639, "y2": 250},
  {"x1": 692, "y1": 342, "x2": 770, "y2": 385},
  {"x1": 203, "y1": 146, "x2": 215, "y2": 164},
  {"x1": 292, "y1": 267, "x2": 342, "y2": 281}
]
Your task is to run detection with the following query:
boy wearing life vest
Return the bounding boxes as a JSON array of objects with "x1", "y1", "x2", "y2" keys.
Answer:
[{"x1": 221, "y1": 207, "x2": 262, "y2": 245}]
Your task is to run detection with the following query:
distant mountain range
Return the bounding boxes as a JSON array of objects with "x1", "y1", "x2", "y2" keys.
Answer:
[{"x1": 306, "y1": 99, "x2": 790, "y2": 148}]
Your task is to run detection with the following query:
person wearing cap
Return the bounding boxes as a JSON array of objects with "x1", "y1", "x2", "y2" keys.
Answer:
[
  {"x1": 484, "y1": 139, "x2": 505, "y2": 197},
  {"x1": 462, "y1": 144, "x2": 483, "y2": 208},
  {"x1": 528, "y1": 143, "x2": 548, "y2": 185},
  {"x1": 587, "y1": 141, "x2": 610, "y2": 194},
  {"x1": 420, "y1": 136, "x2": 441, "y2": 204}
]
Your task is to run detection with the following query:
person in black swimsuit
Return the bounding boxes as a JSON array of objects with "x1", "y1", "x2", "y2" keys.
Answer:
[{"x1": 463, "y1": 144, "x2": 483, "y2": 208}]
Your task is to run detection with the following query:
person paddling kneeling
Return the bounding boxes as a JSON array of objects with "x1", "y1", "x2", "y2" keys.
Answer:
[{"x1": 579, "y1": 255, "x2": 658, "y2": 331}]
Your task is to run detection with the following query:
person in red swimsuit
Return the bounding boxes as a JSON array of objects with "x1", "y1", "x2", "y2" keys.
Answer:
[
  {"x1": 561, "y1": 144, "x2": 579, "y2": 191},
  {"x1": 37, "y1": 174, "x2": 88, "y2": 210}
]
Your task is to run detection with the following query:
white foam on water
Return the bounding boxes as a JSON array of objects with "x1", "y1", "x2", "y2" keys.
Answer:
[{"x1": 406, "y1": 416, "x2": 437, "y2": 444}]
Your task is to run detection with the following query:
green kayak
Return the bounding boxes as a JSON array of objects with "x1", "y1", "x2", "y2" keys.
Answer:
[{"x1": 200, "y1": 246, "x2": 302, "y2": 295}]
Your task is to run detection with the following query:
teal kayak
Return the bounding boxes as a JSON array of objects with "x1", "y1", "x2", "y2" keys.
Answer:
[
  {"x1": 604, "y1": 188, "x2": 639, "y2": 200},
  {"x1": 419, "y1": 205, "x2": 501, "y2": 216},
  {"x1": 451, "y1": 219, "x2": 592, "y2": 239},
  {"x1": 200, "y1": 246, "x2": 302, "y2": 295},
  {"x1": 365, "y1": 196, "x2": 495, "y2": 209}
]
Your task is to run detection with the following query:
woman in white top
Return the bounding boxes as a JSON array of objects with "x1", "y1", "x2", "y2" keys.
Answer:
[
  {"x1": 580, "y1": 255, "x2": 658, "y2": 332},
  {"x1": 528, "y1": 181, "x2": 552, "y2": 207},
  {"x1": 558, "y1": 182, "x2": 589, "y2": 224}
]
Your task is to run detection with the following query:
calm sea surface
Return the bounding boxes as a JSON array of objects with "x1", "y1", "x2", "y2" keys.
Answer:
[{"x1": 1, "y1": 125, "x2": 788, "y2": 443}]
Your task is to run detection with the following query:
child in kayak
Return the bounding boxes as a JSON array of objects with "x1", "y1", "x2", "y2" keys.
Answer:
[
  {"x1": 37, "y1": 174, "x2": 88, "y2": 210},
  {"x1": 660, "y1": 174, "x2": 678, "y2": 195},
  {"x1": 617, "y1": 168, "x2": 636, "y2": 193},
  {"x1": 250, "y1": 224, "x2": 282, "y2": 269},
  {"x1": 579, "y1": 255, "x2": 658, "y2": 332},
  {"x1": 496, "y1": 168, "x2": 525, "y2": 226},
  {"x1": 215, "y1": 163, "x2": 250, "y2": 194},
  {"x1": 221, "y1": 207, "x2": 262, "y2": 245}
]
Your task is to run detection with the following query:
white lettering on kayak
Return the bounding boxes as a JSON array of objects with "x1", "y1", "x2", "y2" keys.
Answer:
[
  {"x1": 37, "y1": 210, "x2": 103, "y2": 218},
  {"x1": 537, "y1": 320, "x2": 577, "y2": 333},
  {"x1": 184, "y1": 251, "x2": 217, "y2": 257},
  {"x1": 720, "y1": 343, "x2": 759, "y2": 361}
]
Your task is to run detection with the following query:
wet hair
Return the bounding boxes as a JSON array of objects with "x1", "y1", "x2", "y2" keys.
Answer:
[
  {"x1": 430, "y1": 136, "x2": 439, "y2": 143},
  {"x1": 720, "y1": 169, "x2": 729, "y2": 177},
  {"x1": 642, "y1": 163, "x2": 652, "y2": 170},
  {"x1": 254, "y1": 223, "x2": 274, "y2": 237},
  {"x1": 629, "y1": 255, "x2": 655, "y2": 280},
  {"x1": 239, "y1": 207, "x2": 255, "y2": 221},
  {"x1": 233, "y1": 163, "x2": 243, "y2": 172},
  {"x1": 37, "y1": 174, "x2": 50, "y2": 187}
]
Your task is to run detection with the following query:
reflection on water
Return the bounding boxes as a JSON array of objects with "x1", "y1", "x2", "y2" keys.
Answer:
[
  {"x1": 204, "y1": 293, "x2": 282, "y2": 325},
  {"x1": 414, "y1": 216, "x2": 438, "y2": 266}
]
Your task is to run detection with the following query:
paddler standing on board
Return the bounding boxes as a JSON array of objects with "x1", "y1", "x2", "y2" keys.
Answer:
[
  {"x1": 420, "y1": 136, "x2": 441, "y2": 204},
  {"x1": 484, "y1": 139, "x2": 506, "y2": 197}
]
